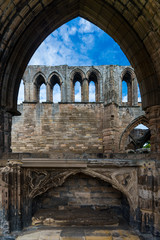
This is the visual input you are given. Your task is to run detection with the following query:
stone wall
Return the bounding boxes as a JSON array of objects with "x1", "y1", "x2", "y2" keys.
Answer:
[
  {"x1": 11, "y1": 65, "x2": 144, "y2": 155},
  {"x1": 12, "y1": 103, "x2": 104, "y2": 157},
  {"x1": 33, "y1": 173, "x2": 122, "y2": 210}
]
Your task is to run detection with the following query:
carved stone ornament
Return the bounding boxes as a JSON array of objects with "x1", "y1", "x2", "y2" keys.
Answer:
[{"x1": 25, "y1": 167, "x2": 138, "y2": 211}]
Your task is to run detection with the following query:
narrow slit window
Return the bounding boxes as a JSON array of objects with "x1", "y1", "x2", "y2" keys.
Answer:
[
  {"x1": 89, "y1": 81, "x2": 96, "y2": 102},
  {"x1": 138, "y1": 84, "x2": 141, "y2": 102},
  {"x1": 18, "y1": 80, "x2": 24, "y2": 104},
  {"x1": 53, "y1": 83, "x2": 61, "y2": 103},
  {"x1": 75, "y1": 81, "x2": 81, "y2": 102},
  {"x1": 122, "y1": 80, "x2": 128, "y2": 103},
  {"x1": 39, "y1": 83, "x2": 46, "y2": 102}
]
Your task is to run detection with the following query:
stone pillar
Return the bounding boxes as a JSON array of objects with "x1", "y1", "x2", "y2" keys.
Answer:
[
  {"x1": 8, "y1": 163, "x2": 22, "y2": 232},
  {"x1": 103, "y1": 103, "x2": 120, "y2": 155},
  {"x1": 33, "y1": 83, "x2": 38, "y2": 102},
  {"x1": 0, "y1": 167, "x2": 10, "y2": 235},
  {"x1": 82, "y1": 78, "x2": 89, "y2": 102},
  {"x1": 132, "y1": 78, "x2": 138, "y2": 106},
  {"x1": 146, "y1": 105, "x2": 160, "y2": 153},
  {"x1": 46, "y1": 83, "x2": 52, "y2": 102},
  {"x1": 0, "y1": 108, "x2": 12, "y2": 155}
]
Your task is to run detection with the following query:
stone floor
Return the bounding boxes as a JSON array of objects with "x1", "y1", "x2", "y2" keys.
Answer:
[{"x1": 16, "y1": 227, "x2": 141, "y2": 240}]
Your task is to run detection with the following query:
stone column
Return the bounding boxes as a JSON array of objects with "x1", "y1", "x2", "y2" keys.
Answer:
[
  {"x1": 103, "y1": 103, "x2": 120, "y2": 155},
  {"x1": 33, "y1": 83, "x2": 38, "y2": 102},
  {"x1": 46, "y1": 83, "x2": 52, "y2": 102},
  {"x1": 0, "y1": 166, "x2": 10, "y2": 235},
  {"x1": 146, "y1": 105, "x2": 160, "y2": 153},
  {"x1": 8, "y1": 163, "x2": 22, "y2": 232},
  {"x1": 0, "y1": 108, "x2": 12, "y2": 155},
  {"x1": 82, "y1": 78, "x2": 89, "y2": 102}
]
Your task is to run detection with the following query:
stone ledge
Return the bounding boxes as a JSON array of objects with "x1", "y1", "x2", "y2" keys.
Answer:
[{"x1": 19, "y1": 158, "x2": 155, "y2": 168}]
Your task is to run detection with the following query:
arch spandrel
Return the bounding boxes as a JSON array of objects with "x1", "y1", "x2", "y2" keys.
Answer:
[
  {"x1": 0, "y1": 0, "x2": 159, "y2": 112},
  {"x1": 25, "y1": 167, "x2": 138, "y2": 212}
]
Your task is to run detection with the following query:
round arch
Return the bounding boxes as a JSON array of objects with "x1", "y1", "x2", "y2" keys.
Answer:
[
  {"x1": 0, "y1": 0, "x2": 159, "y2": 113},
  {"x1": 119, "y1": 115, "x2": 149, "y2": 151}
]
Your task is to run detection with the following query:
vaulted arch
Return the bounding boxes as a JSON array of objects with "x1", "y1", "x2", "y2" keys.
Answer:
[{"x1": 0, "y1": 0, "x2": 159, "y2": 113}]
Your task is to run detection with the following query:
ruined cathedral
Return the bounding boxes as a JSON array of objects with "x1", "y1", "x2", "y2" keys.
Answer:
[{"x1": 0, "y1": 1, "x2": 160, "y2": 240}]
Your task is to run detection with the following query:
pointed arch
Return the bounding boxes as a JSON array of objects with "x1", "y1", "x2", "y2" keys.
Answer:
[
  {"x1": 70, "y1": 69, "x2": 85, "y2": 102},
  {"x1": 33, "y1": 72, "x2": 46, "y2": 102},
  {"x1": 121, "y1": 67, "x2": 138, "y2": 106},
  {"x1": 119, "y1": 115, "x2": 149, "y2": 151},
  {"x1": 48, "y1": 72, "x2": 62, "y2": 102},
  {"x1": 0, "y1": 1, "x2": 159, "y2": 111},
  {"x1": 86, "y1": 68, "x2": 101, "y2": 102}
]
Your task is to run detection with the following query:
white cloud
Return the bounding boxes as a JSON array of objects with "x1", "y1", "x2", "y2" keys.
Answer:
[
  {"x1": 18, "y1": 81, "x2": 24, "y2": 104},
  {"x1": 122, "y1": 95, "x2": 128, "y2": 102},
  {"x1": 89, "y1": 82, "x2": 96, "y2": 102},
  {"x1": 53, "y1": 84, "x2": 61, "y2": 103},
  {"x1": 138, "y1": 96, "x2": 141, "y2": 102},
  {"x1": 40, "y1": 84, "x2": 46, "y2": 102},
  {"x1": 135, "y1": 124, "x2": 148, "y2": 129},
  {"x1": 75, "y1": 82, "x2": 81, "y2": 102},
  {"x1": 79, "y1": 18, "x2": 95, "y2": 33}
]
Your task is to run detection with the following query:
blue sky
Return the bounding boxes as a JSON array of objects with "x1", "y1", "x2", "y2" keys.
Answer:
[
  {"x1": 18, "y1": 17, "x2": 141, "y2": 105},
  {"x1": 28, "y1": 17, "x2": 130, "y2": 66}
]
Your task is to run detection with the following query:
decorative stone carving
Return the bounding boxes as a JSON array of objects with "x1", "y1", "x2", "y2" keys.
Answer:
[{"x1": 25, "y1": 167, "x2": 138, "y2": 212}]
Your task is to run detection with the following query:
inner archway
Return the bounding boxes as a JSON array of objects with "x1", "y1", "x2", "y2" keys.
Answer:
[{"x1": 32, "y1": 173, "x2": 130, "y2": 227}]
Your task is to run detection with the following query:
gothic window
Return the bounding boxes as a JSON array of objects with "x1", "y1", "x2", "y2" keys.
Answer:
[
  {"x1": 39, "y1": 83, "x2": 46, "y2": 102},
  {"x1": 74, "y1": 81, "x2": 81, "y2": 102},
  {"x1": 122, "y1": 80, "x2": 128, "y2": 103},
  {"x1": 89, "y1": 81, "x2": 96, "y2": 102},
  {"x1": 50, "y1": 74, "x2": 61, "y2": 102},
  {"x1": 88, "y1": 72, "x2": 98, "y2": 102},
  {"x1": 53, "y1": 83, "x2": 61, "y2": 103},
  {"x1": 73, "y1": 73, "x2": 82, "y2": 102},
  {"x1": 122, "y1": 72, "x2": 132, "y2": 106},
  {"x1": 34, "y1": 74, "x2": 46, "y2": 102}
]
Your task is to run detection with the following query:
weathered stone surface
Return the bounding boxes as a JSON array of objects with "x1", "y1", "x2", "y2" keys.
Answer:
[{"x1": 11, "y1": 65, "x2": 144, "y2": 155}]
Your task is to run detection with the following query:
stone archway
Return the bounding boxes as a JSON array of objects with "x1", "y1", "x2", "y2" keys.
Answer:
[
  {"x1": 0, "y1": 0, "x2": 159, "y2": 112},
  {"x1": 119, "y1": 115, "x2": 149, "y2": 151}
]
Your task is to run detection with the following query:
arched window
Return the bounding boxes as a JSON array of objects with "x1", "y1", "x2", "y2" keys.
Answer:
[
  {"x1": 73, "y1": 73, "x2": 82, "y2": 102},
  {"x1": 34, "y1": 74, "x2": 46, "y2": 102},
  {"x1": 39, "y1": 83, "x2": 46, "y2": 102},
  {"x1": 138, "y1": 84, "x2": 141, "y2": 103},
  {"x1": 88, "y1": 72, "x2": 98, "y2": 102},
  {"x1": 53, "y1": 83, "x2": 61, "y2": 103},
  {"x1": 126, "y1": 124, "x2": 150, "y2": 151},
  {"x1": 89, "y1": 81, "x2": 96, "y2": 102},
  {"x1": 18, "y1": 80, "x2": 24, "y2": 104},
  {"x1": 75, "y1": 81, "x2": 81, "y2": 102},
  {"x1": 122, "y1": 80, "x2": 128, "y2": 102},
  {"x1": 122, "y1": 72, "x2": 132, "y2": 105},
  {"x1": 50, "y1": 74, "x2": 61, "y2": 102}
]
